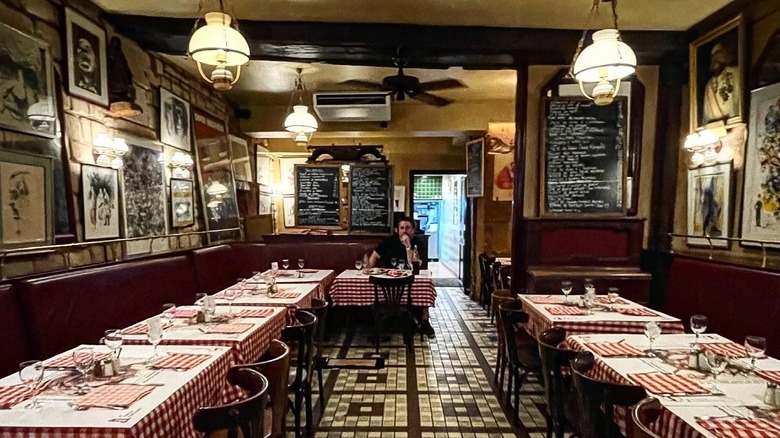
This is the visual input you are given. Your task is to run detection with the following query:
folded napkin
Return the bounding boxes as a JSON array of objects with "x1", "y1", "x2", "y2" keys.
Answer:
[
  {"x1": 594, "y1": 296, "x2": 629, "y2": 305},
  {"x1": 204, "y1": 323, "x2": 253, "y2": 334},
  {"x1": 46, "y1": 352, "x2": 111, "y2": 368},
  {"x1": 756, "y1": 370, "x2": 780, "y2": 386},
  {"x1": 150, "y1": 353, "x2": 209, "y2": 370},
  {"x1": 121, "y1": 322, "x2": 172, "y2": 335},
  {"x1": 173, "y1": 309, "x2": 197, "y2": 318},
  {"x1": 545, "y1": 305, "x2": 586, "y2": 316},
  {"x1": 235, "y1": 308, "x2": 274, "y2": 318},
  {"x1": 627, "y1": 372, "x2": 709, "y2": 395},
  {"x1": 703, "y1": 342, "x2": 748, "y2": 359},
  {"x1": 528, "y1": 296, "x2": 565, "y2": 304},
  {"x1": 0, "y1": 385, "x2": 32, "y2": 409},
  {"x1": 697, "y1": 418, "x2": 780, "y2": 438},
  {"x1": 270, "y1": 292, "x2": 300, "y2": 299},
  {"x1": 616, "y1": 307, "x2": 658, "y2": 317},
  {"x1": 586, "y1": 342, "x2": 645, "y2": 357},
  {"x1": 72, "y1": 384, "x2": 155, "y2": 409},
  {"x1": 299, "y1": 269, "x2": 318, "y2": 273}
]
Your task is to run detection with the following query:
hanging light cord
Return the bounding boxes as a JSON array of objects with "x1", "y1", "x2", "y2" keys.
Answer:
[{"x1": 568, "y1": 0, "x2": 622, "y2": 78}]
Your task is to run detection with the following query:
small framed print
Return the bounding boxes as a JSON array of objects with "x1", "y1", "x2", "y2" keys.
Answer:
[
  {"x1": 466, "y1": 138, "x2": 484, "y2": 197},
  {"x1": 170, "y1": 178, "x2": 195, "y2": 228},
  {"x1": 282, "y1": 196, "x2": 295, "y2": 228},
  {"x1": 65, "y1": 8, "x2": 108, "y2": 106},
  {"x1": 0, "y1": 151, "x2": 53, "y2": 249},
  {"x1": 81, "y1": 164, "x2": 120, "y2": 240},
  {"x1": 159, "y1": 88, "x2": 192, "y2": 151},
  {"x1": 687, "y1": 162, "x2": 732, "y2": 248},
  {"x1": 258, "y1": 192, "x2": 272, "y2": 215}
]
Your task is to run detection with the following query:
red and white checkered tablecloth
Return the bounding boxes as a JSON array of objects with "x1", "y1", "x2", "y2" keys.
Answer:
[
  {"x1": 254, "y1": 269, "x2": 335, "y2": 300},
  {"x1": 520, "y1": 295, "x2": 685, "y2": 339},
  {"x1": 329, "y1": 270, "x2": 437, "y2": 307}
]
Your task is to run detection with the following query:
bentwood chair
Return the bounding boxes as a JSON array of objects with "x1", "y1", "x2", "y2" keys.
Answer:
[
  {"x1": 192, "y1": 367, "x2": 269, "y2": 438},
  {"x1": 301, "y1": 298, "x2": 329, "y2": 407},
  {"x1": 478, "y1": 253, "x2": 496, "y2": 312},
  {"x1": 498, "y1": 301, "x2": 542, "y2": 424},
  {"x1": 498, "y1": 265, "x2": 512, "y2": 290},
  {"x1": 491, "y1": 291, "x2": 516, "y2": 393},
  {"x1": 282, "y1": 310, "x2": 317, "y2": 438},
  {"x1": 631, "y1": 397, "x2": 664, "y2": 438},
  {"x1": 369, "y1": 274, "x2": 417, "y2": 353},
  {"x1": 538, "y1": 328, "x2": 578, "y2": 438},
  {"x1": 571, "y1": 352, "x2": 647, "y2": 438},
  {"x1": 237, "y1": 340, "x2": 291, "y2": 438}
]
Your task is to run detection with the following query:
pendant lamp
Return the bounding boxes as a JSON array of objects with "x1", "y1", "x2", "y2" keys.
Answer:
[{"x1": 188, "y1": 1, "x2": 250, "y2": 91}]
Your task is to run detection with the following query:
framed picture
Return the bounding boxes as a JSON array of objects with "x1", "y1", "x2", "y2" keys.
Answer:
[
  {"x1": 81, "y1": 164, "x2": 120, "y2": 240},
  {"x1": 690, "y1": 15, "x2": 745, "y2": 131},
  {"x1": 0, "y1": 151, "x2": 53, "y2": 248},
  {"x1": 65, "y1": 8, "x2": 108, "y2": 106},
  {"x1": 466, "y1": 138, "x2": 484, "y2": 197},
  {"x1": 159, "y1": 88, "x2": 192, "y2": 151},
  {"x1": 229, "y1": 135, "x2": 252, "y2": 183},
  {"x1": 488, "y1": 122, "x2": 515, "y2": 202},
  {"x1": 282, "y1": 196, "x2": 295, "y2": 228},
  {"x1": 256, "y1": 146, "x2": 271, "y2": 188},
  {"x1": 258, "y1": 192, "x2": 272, "y2": 215},
  {"x1": 393, "y1": 185, "x2": 405, "y2": 212},
  {"x1": 121, "y1": 142, "x2": 168, "y2": 255},
  {"x1": 740, "y1": 81, "x2": 780, "y2": 249},
  {"x1": 171, "y1": 178, "x2": 195, "y2": 227},
  {"x1": 0, "y1": 23, "x2": 56, "y2": 138},
  {"x1": 755, "y1": 29, "x2": 780, "y2": 88},
  {"x1": 687, "y1": 162, "x2": 732, "y2": 248},
  {"x1": 279, "y1": 157, "x2": 307, "y2": 195}
]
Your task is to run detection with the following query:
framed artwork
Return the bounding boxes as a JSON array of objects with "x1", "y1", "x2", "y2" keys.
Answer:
[
  {"x1": 740, "y1": 82, "x2": 780, "y2": 248},
  {"x1": 0, "y1": 151, "x2": 53, "y2": 248},
  {"x1": 159, "y1": 88, "x2": 192, "y2": 151},
  {"x1": 0, "y1": 23, "x2": 56, "y2": 138},
  {"x1": 282, "y1": 197, "x2": 295, "y2": 228},
  {"x1": 65, "y1": 8, "x2": 108, "y2": 106},
  {"x1": 466, "y1": 138, "x2": 484, "y2": 197},
  {"x1": 690, "y1": 15, "x2": 745, "y2": 131},
  {"x1": 256, "y1": 147, "x2": 271, "y2": 188},
  {"x1": 81, "y1": 164, "x2": 120, "y2": 240},
  {"x1": 171, "y1": 178, "x2": 195, "y2": 227},
  {"x1": 755, "y1": 29, "x2": 780, "y2": 88},
  {"x1": 229, "y1": 135, "x2": 252, "y2": 183},
  {"x1": 258, "y1": 192, "x2": 272, "y2": 215},
  {"x1": 488, "y1": 122, "x2": 515, "y2": 202},
  {"x1": 687, "y1": 162, "x2": 732, "y2": 248},
  {"x1": 279, "y1": 157, "x2": 307, "y2": 195},
  {"x1": 393, "y1": 185, "x2": 405, "y2": 212},
  {"x1": 121, "y1": 143, "x2": 168, "y2": 255}
]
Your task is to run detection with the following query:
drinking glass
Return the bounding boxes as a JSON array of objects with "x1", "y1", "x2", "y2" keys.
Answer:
[
  {"x1": 203, "y1": 296, "x2": 216, "y2": 323},
  {"x1": 584, "y1": 293, "x2": 595, "y2": 315},
  {"x1": 271, "y1": 262, "x2": 279, "y2": 277},
  {"x1": 745, "y1": 336, "x2": 767, "y2": 371},
  {"x1": 72, "y1": 346, "x2": 94, "y2": 394},
  {"x1": 18, "y1": 360, "x2": 43, "y2": 409},
  {"x1": 267, "y1": 275, "x2": 277, "y2": 298},
  {"x1": 298, "y1": 259, "x2": 305, "y2": 269},
  {"x1": 644, "y1": 321, "x2": 661, "y2": 356},
  {"x1": 162, "y1": 303, "x2": 176, "y2": 325},
  {"x1": 103, "y1": 329, "x2": 123, "y2": 358},
  {"x1": 690, "y1": 315, "x2": 708, "y2": 345},
  {"x1": 561, "y1": 281, "x2": 573, "y2": 304},
  {"x1": 282, "y1": 259, "x2": 290, "y2": 270},
  {"x1": 584, "y1": 278, "x2": 595, "y2": 295},
  {"x1": 705, "y1": 351, "x2": 728, "y2": 391},
  {"x1": 195, "y1": 293, "x2": 207, "y2": 306},
  {"x1": 607, "y1": 287, "x2": 620, "y2": 311},
  {"x1": 224, "y1": 288, "x2": 238, "y2": 317},
  {"x1": 146, "y1": 317, "x2": 163, "y2": 360},
  {"x1": 390, "y1": 258, "x2": 398, "y2": 269},
  {"x1": 355, "y1": 260, "x2": 363, "y2": 271}
]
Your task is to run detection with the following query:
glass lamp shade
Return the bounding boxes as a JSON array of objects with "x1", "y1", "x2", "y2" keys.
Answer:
[
  {"x1": 111, "y1": 137, "x2": 128, "y2": 155},
  {"x1": 95, "y1": 154, "x2": 111, "y2": 167},
  {"x1": 684, "y1": 133, "x2": 702, "y2": 151},
  {"x1": 284, "y1": 105, "x2": 318, "y2": 133},
  {"x1": 690, "y1": 151, "x2": 705, "y2": 167},
  {"x1": 294, "y1": 131, "x2": 310, "y2": 147},
  {"x1": 93, "y1": 133, "x2": 113, "y2": 149},
  {"x1": 188, "y1": 12, "x2": 250, "y2": 67},
  {"x1": 207, "y1": 181, "x2": 228, "y2": 196},
  {"x1": 110, "y1": 157, "x2": 124, "y2": 169},
  {"x1": 573, "y1": 29, "x2": 637, "y2": 83},
  {"x1": 27, "y1": 99, "x2": 54, "y2": 121},
  {"x1": 703, "y1": 148, "x2": 718, "y2": 164}
]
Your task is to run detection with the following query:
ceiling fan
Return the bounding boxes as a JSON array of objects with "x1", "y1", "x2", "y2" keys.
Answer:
[{"x1": 339, "y1": 52, "x2": 467, "y2": 107}]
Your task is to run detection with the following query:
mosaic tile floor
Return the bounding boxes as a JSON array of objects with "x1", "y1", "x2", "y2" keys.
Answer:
[{"x1": 293, "y1": 287, "x2": 548, "y2": 438}]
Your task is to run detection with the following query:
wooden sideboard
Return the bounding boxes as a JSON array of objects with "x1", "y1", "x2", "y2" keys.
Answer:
[{"x1": 526, "y1": 265, "x2": 652, "y2": 305}]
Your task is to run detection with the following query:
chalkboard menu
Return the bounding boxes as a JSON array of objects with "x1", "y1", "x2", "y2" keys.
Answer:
[
  {"x1": 294, "y1": 165, "x2": 341, "y2": 226},
  {"x1": 350, "y1": 166, "x2": 392, "y2": 233},
  {"x1": 543, "y1": 97, "x2": 627, "y2": 215}
]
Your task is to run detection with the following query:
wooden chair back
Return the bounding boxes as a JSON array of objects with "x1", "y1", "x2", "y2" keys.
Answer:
[
  {"x1": 631, "y1": 397, "x2": 664, "y2": 438},
  {"x1": 369, "y1": 275, "x2": 414, "y2": 307},
  {"x1": 237, "y1": 340, "x2": 290, "y2": 438},
  {"x1": 538, "y1": 328, "x2": 577, "y2": 433},
  {"x1": 192, "y1": 367, "x2": 269, "y2": 438}
]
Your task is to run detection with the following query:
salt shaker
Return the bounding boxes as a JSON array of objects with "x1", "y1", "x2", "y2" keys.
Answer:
[
  {"x1": 764, "y1": 383, "x2": 777, "y2": 406},
  {"x1": 775, "y1": 385, "x2": 780, "y2": 407}
]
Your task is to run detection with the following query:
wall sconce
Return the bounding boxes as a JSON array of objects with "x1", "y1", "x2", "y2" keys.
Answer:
[
  {"x1": 683, "y1": 130, "x2": 721, "y2": 167},
  {"x1": 93, "y1": 133, "x2": 128, "y2": 169},
  {"x1": 169, "y1": 151, "x2": 194, "y2": 179}
]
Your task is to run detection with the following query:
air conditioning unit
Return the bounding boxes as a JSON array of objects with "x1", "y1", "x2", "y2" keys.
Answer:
[{"x1": 313, "y1": 92, "x2": 391, "y2": 122}]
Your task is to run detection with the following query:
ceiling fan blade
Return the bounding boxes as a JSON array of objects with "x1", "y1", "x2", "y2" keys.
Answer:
[
  {"x1": 411, "y1": 92, "x2": 453, "y2": 107},
  {"x1": 419, "y1": 79, "x2": 467, "y2": 92},
  {"x1": 339, "y1": 80, "x2": 388, "y2": 91}
]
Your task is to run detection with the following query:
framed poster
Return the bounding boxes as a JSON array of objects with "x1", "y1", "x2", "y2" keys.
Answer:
[
  {"x1": 65, "y1": 8, "x2": 108, "y2": 106},
  {"x1": 488, "y1": 122, "x2": 515, "y2": 202},
  {"x1": 159, "y1": 88, "x2": 192, "y2": 151},
  {"x1": 122, "y1": 143, "x2": 168, "y2": 255},
  {"x1": 81, "y1": 164, "x2": 120, "y2": 240},
  {"x1": 258, "y1": 192, "x2": 272, "y2": 215},
  {"x1": 256, "y1": 151, "x2": 271, "y2": 188},
  {"x1": 279, "y1": 157, "x2": 307, "y2": 194},
  {"x1": 465, "y1": 138, "x2": 484, "y2": 197},
  {"x1": 690, "y1": 15, "x2": 745, "y2": 131},
  {"x1": 0, "y1": 151, "x2": 53, "y2": 248},
  {"x1": 229, "y1": 135, "x2": 252, "y2": 183},
  {"x1": 0, "y1": 23, "x2": 56, "y2": 138},
  {"x1": 687, "y1": 162, "x2": 732, "y2": 248},
  {"x1": 282, "y1": 196, "x2": 295, "y2": 228},
  {"x1": 393, "y1": 185, "x2": 405, "y2": 212},
  {"x1": 171, "y1": 178, "x2": 195, "y2": 227},
  {"x1": 740, "y1": 81, "x2": 780, "y2": 248}
]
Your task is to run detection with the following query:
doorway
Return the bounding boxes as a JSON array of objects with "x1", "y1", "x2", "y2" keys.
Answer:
[{"x1": 410, "y1": 170, "x2": 469, "y2": 282}]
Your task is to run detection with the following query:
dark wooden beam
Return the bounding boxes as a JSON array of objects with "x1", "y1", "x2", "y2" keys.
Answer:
[
  {"x1": 105, "y1": 15, "x2": 688, "y2": 68},
  {"x1": 511, "y1": 63, "x2": 528, "y2": 294}
]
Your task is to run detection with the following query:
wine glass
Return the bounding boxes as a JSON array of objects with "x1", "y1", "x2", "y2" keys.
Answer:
[
  {"x1": 18, "y1": 360, "x2": 43, "y2": 409},
  {"x1": 224, "y1": 288, "x2": 238, "y2": 318},
  {"x1": 162, "y1": 303, "x2": 176, "y2": 325},
  {"x1": 561, "y1": 281, "x2": 573, "y2": 304},
  {"x1": 146, "y1": 317, "x2": 163, "y2": 360},
  {"x1": 195, "y1": 293, "x2": 207, "y2": 306},
  {"x1": 298, "y1": 258, "x2": 305, "y2": 269},
  {"x1": 355, "y1": 260, "x2": 363, "y2": 271},
  {"x1": 745, "y1": 336, "x2": 767, "y2": 371},
  {"x1": 690, "y1": 315, "x2": 708, "y2": 345},
  {"x1": 644, "y1": 321, "x2": 661, "y2": 356},
  {"x1": 705, "y1": 351, "x2": 728, "y2": 392},
  {"x1": 584, "y1": 278, "x2": 595, "y2": 296},
  {"x1": 203, "y1": 296, "x2": 216, "y2": 324},
  {"x1": 390, "y1": 258, "x2": 398, "y2": 270},
  {"x1": 271, "y1": 262, "x2": 279, "y2": 277},
  {"x1": 583, "y1": 293, "x2": 595, "y2": 315},
  {"x1": 607, "y1": 287, "x2": 620, "y2": 311},
  {"x1": 72, "y1": 346, "x2": 94, "y2": 394},
  {"x1": 282, "y1": 259, "x2": 290, "y2": 270},
  {"x1": 103, "y1": 329, "x2": 123, "y2": 358}
]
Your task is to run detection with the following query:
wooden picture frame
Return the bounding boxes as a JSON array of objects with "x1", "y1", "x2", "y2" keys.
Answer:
[
  {"x1": 229, "y1": 134, "x2": 252, "y2": 183},
  {"x1": 159, "y1": 88, "x2": 192, "y2": 151},
  {"x1": 171, "y1": 178, "x2": 195, "y2": 228},
  {"x1": 121, "y1": 141, "x2": 168, "y2": 256},
  {"x1": 687, "y1": 162, "x2": 732, "y2": 248},
  {"x1": 689, "y1": 15, "x2": 745, "y2": 132},
  {"x1": 282, "y1": 196, "x2": 295, "y2": 228},
  {"x1": 65, "y1": 8, "x2": 108, "y2": 107},
  {"x1": 465, "y1": 138, "x2": 484, "y2": 197},
  {"x1": 81, "y1": 164, "x2": 120, "y2": 241},
  {"x1": 0, "y1": 150, "x2": 53, "y2": 249}
]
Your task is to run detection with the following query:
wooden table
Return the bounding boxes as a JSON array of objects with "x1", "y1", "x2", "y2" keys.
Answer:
[{"x1": 330, "y1": 269, "x2": 437, "y2": 307}]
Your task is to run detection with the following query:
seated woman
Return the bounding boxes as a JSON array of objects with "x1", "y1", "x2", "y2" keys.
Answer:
[{"x1": 368, "y1": 216, "x2": 434, "y2": 337}]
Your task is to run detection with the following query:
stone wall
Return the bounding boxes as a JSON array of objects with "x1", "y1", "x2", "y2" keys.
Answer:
[{"x1": 0, "y1": 0, "x2": 237, "y2": 278}]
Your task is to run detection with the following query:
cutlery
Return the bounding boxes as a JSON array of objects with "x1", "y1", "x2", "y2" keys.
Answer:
[{"x1": 70, "y1": 402, "x2": 127, "y2": 411}]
